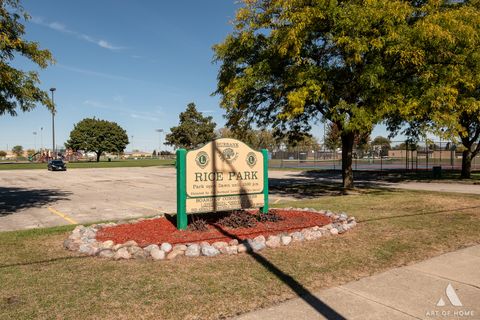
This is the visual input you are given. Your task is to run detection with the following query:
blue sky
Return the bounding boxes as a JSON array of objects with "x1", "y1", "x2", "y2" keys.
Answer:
[{"x1": 0, "y1": 0, "x2": 401, "y2": 152}]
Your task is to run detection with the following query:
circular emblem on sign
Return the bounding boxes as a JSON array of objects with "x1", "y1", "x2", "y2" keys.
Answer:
[
  {"x1": 222, "y1": 148, "x2": 238, "y2": 162},
  {"x1": 195, "y1": 151, "x2": 209, "y2": 168},
  {"x1": 246, "y1": 152, "x2": 257, "y2": 168}
]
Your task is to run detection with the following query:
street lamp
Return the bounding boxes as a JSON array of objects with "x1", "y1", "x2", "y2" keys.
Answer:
[
  {"x1": 50, "y1": 88, "x2": 56, "y2": 159},
  {"x1": 156, "y1": 129, "x2": 164, "y2": 157},
  {"x1": 40, "y1": 127, "x2": 44, "y2": 153},
  {"x1": 33, "y1": 131, "x2": 37, "y2": 151}
]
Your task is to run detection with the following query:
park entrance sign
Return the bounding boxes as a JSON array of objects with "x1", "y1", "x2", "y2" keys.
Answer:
[{"x1": 176, "y1": 138, "x2": 268, "y2": 230}]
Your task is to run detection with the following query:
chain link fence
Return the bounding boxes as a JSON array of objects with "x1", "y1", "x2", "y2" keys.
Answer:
[{"x1": 268, "y1": 141, "x2": 480, "y2": 171}]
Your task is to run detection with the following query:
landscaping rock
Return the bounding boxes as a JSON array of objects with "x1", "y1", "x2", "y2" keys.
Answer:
[
  {"x1": 266, "y1": 235, "x2": 281, "y2": 248},
  {"x1": 98, "y1": 249, "x2": 115, "y2": 259},
  {"x1": 248, "y1": 239, "x2": 266, "y2": 252},
  {"x1": 237, "y1": 243, "x2": 249, "y2": 253},
  {"x1": 212, "y1": 241, "x2": 228, "y2": 249},
  {"x1": 134, "y1": 250, "x2": 148, "y2": 260},
  {"x1": 302, "y1": 229, "x2": 316, "y2": 241},
  {"x1": 123, "y1": 240, "x2": 138, "y2": 247},
  {"x1": 167, "y1": 250, "x2": 184, "y2": 260},
  {"x1": 330, "y1": 228, "x2": 339, "y2": 235},
  {"x1": 281, "y1": 235, "x2": 292, "y2": 246},
  {"x1": 79, "y1": 244, "x2": 96, "y2": 255},
  {"x1": 312, "y1": 231, "x2": 323, "y2": 239},
  {"x1": 127, "y1": 245, "x2": 142, "y2": 254},
  {"x1": 219, "y1": 245, "x2": 237, "y2": 255},
  {"x1": 201, "y1": 245, "x2": 220, "y2": 257},
  {"x1": 112, "y1": 244, "x2": 123, "y2": 251},
  {"x1": 143, "y1": 244, "x2": 159, "y2": 253},
  {"x1": 114, "y1": 247, "x2": 131, "y2": 260},
  {"x1": 253, "y1": 235, "x2": 266, "y2": 244},
  {"x1": 228, "y1": 239, "x2": 239, "y2": 246},
  {"x1": 291, "y1": 231, "x2": 305, "y2": 242},
  {"x1": 160, "y1": 242, "x2": 173, "y2": 253},
  {"x1": 83, "y1": 229, "x2": 96, "y2": 239},
  {"x1": 100, "y1": 240, "x2": 114, "y2": 250},
  {"x1": 150, "y1": 248, "x2": 165, "y2": 261},
  {"x1": 336, "y1": 225, "x2": 345, "y2": 233},
  {"x1": 173, "y1": 244, "x2": 187, "y2": 252},
  {"x1": 185, "y1": 244, "x2": 200, "y2": 257}
]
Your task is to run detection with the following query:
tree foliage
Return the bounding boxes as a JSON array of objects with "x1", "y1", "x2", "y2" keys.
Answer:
[
  {"x1": 0, "y1": 150, "x2": 6, "y2": 157},
  {"x1": 11, "y1": 144, "x2": 23, "y2": 157},
  {"x1": 165, "y1": 103, "x2": 216, "y2": 149},
  {"x1": 214, "y1": 0, "x2": 414, "y2": 188},
  {"x1": 386, "y1": 1, "x2": 480, "y2": 178},
  {"x1": 66, "y1": 118, "x2": 129, "y2": 162},
  {"x1": 218, "y1": 127, "x2": 318, "y2": 151},
  {"x1": 0, "y1": 0, "x2": 55, "y2": 116}
]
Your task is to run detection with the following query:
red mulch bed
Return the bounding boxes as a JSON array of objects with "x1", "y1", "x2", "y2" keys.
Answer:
[{"x1": 96, "y1": 209, "x2": 332, "y2": 247}]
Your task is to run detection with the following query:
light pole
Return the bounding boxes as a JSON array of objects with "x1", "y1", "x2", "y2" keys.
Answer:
[
  {"x1": 40, "y1": 127, "x2": 43, "y2": 152},
  {"x1": 50, "y1": 88, "x2": 56, "y2": 159},
  {"x1": 33, "y1": 131, "x2": 37, "y2": 151},
  {"x1": 156, "y1": 128, "x2": 164, "y2": 157}
]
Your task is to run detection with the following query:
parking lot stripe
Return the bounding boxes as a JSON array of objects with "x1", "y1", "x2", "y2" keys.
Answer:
[
  {"x1": 48, "y1": 207, "x2": 78, "y2": 224},
  {"x1": 122, "y1": 201, "x2": 164, "y2": 213}
]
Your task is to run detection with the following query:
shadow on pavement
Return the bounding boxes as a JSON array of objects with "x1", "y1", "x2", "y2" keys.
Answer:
[
  {"x1": 0, "y1": 186, "x2": 71, "y2": 216},
  {"x1": 269, "y1": 170, "x2": 398, "y2": 199},
  {"x1": 214, "y1": 225, "x2": 346, "y2": 320}
]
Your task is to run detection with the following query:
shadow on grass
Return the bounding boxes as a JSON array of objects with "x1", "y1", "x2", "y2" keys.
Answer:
[
  {"x1": 213, "y1": 225, "x2": 346, "y2": 320},
  {"x1": 358, "y1": 205, "x2": 480, "y2": 223},
  {"x1": 0, "y1": 255, "x2": 88, "y2": 269},
  {"x1": 0, "y1": 186, "x2": 71, "y2": 216},
  {"x1": 269, "y1": 174, "x2": 397, "y2": 199}
]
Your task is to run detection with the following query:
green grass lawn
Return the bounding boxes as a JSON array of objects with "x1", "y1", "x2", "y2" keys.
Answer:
[
  {"x1": 1, "y1": 189, "x2": 480, "y2": 319},
  {"x1": 0, "y1": 159, "x2": 175, "y2": 170}
]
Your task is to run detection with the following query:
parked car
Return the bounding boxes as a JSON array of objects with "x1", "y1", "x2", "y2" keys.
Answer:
[{"x1": 48, "y1": 159, "x2": 67, "y2": 171}]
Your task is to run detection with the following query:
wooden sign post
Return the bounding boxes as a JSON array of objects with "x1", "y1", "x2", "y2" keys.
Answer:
[{"x1": 176, "y1": 138, "x2": 268, "y2": 230}]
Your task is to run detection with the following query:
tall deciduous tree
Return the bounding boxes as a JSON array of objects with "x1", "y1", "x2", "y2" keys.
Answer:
[
  {"x1": 388, "y1": 2, "x2": 480, "y2": 179},
  {"x1": 214, "y1": 0, "x2": 413, "y2": 188},
  {"x1": 0, "y1": 0, "x2": 54, "y2": 116},
  {"x1": 66, "y1": 118, "x2": 129, "y2": 162},
  {"x1": 165, "y1": 103, "x2": 216, "y2": 149}
]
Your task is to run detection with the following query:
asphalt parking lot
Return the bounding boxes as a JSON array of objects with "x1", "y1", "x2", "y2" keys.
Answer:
[
  {"x1": 1, "y1": 167, "x2": 479, "y2": 232},
  {"x1": 0, "y1": 167, "x2": 179, "y2": 232},
  {"x1": 0, "y1": 167, "x2": 298, "y2": 232}
]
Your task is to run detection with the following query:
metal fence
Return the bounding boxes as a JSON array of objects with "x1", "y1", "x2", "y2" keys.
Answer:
[{"x1": 269, "y1": 141, "x2": 480, "y2": 171}]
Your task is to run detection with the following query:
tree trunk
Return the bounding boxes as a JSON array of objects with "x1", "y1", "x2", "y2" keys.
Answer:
[
  {"x1": 341, "y1": 131, "x2": 355, "y2": 189},
  {"x1": 461, "y1": 149, "x2": 472, "y2": 179},
  {"x1": 96, "y1": 152, "x2": 101, "y2": 162}
]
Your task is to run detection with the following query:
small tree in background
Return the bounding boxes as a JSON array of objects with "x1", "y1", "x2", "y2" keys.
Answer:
[
  {"x1": 0, "y1": 151, "x2": 7, "y2": 158},
  {"x1": 165, "y1": 103, "x2": 216, "y2": 149},
  {"x1": 12, "y1": 145, "x2": 23, "y2": 159},
  {"x1": 372, "y1": 136, "x2": 391, "y2": 157},
  {"x1": 66, "y1": 118, "x2": 129, "y2": 162}
]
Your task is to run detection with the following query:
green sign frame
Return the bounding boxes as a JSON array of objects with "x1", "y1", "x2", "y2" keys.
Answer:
[{"x1": 176, "y1": 144, "x2": 268, "y2": 230}]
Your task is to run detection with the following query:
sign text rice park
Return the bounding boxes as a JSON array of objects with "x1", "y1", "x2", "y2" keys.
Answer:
[{"x1": 175, "y1": 138, "x2": 268, "y2": 230}]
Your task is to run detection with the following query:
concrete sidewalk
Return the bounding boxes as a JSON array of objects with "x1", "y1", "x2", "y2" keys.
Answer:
[{"x1": 235, "y1": 246, "x2": 480, "y2": 320}]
